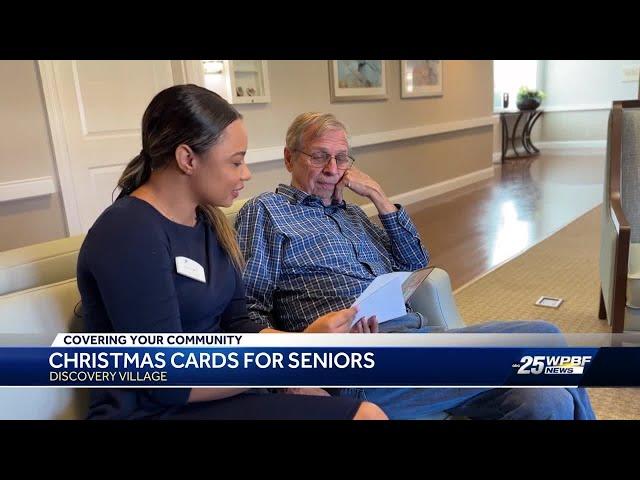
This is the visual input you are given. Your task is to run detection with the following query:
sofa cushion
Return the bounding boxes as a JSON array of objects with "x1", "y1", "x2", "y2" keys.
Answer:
[
  {"x1": 0, "y1": 235, "x2": 85, "y2": 296},
  {"x1": 0, "y1": 278, "x2": 87, "y2": 419},
  {"x1": 621, "y1": 109, "x2": 640, "y2": 243},
  {"x1": 0, "y1": 278, "x2": 82, "y2": 334},
  {"x1": 0, "y1": 199, "x2": 249, "y2": 296},
  {"x1": 221, "y1": 197, "x2": 248, "y2": 227}
]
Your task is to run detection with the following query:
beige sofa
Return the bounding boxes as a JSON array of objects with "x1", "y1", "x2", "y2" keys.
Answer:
[
  {"x1": 0, "y1": 236, "x2": 84, "y2": 297},
  {"x1": 0, "y1": 198, "x2": 463, "y2": 419},
  {"x1": 0, "y1": 278, "x2": 87, "y2": 419}
]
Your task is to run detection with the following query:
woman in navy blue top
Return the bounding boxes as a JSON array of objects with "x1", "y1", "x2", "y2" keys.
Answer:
[{"x1": 77, "y1": 84, "x2": 385, "y2": 420}]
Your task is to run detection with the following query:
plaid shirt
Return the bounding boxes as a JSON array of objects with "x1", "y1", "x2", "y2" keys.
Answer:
[{"x1": 235, "y1": 184, "x2": 429, "y2": 332}]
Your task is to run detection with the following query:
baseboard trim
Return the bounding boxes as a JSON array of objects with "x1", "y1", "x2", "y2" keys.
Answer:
[
  {"x1": 360, "y1": 166, "x2": 495, "y2": 218},
  {"x1": 536, "y1": 140, "x2": 607, "y2": 156},
  {"x1": 494, "y1": 141, "x2": 606, "y2": 159},
  {"x1": 541, "y1": 103, "x2": 610, "y2": 113},
  {"x1": 537, "y1": 140, "x2": 606, "y2": 149}
]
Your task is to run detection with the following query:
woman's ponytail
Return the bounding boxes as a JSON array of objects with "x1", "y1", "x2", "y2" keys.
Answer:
[
  {"x1": 199, "y1": 204, "x2": 245, "y2": 271},
  {"x1": 114, "y1": 85, "x2": 244, "y2": 268},
  {"x1": 115, "y1": 150, "x2": 152, "y2": 200}
]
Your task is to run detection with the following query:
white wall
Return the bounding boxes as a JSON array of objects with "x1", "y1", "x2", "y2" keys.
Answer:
[
  {"x1": 177, "y1": 60, "x2": 495, "y2": 203},
  {"x1": 543, "y1": 60, "x2": 639, "y2": 106},
  {"x1": 0, "y1": 61, "x2": 67, "y2": 251},
  {"x1": 540, "y1": 60, "x2": 640, "y2": 143},
  {"x1": 1, "y1": 60, "x2": 495, "y2": 250}
]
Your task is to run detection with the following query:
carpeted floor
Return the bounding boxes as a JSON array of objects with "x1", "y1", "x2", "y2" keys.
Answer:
[{"x1": 454, "y1": 205, "x2": 640, "y2": 419}]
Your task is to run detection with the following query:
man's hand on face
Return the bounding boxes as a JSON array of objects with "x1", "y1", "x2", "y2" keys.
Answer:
[
  {"x1": 332, "y1": 167, "x2": 397, "y2": 215},
  {"x1": 337, "y1": 167, "x2": 380, "y2": 199}
]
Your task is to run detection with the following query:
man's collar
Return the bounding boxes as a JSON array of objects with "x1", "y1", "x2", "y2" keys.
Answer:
[
  {"x1": 275, "y1": 184, "x2": 309, "y2": 205},
  {"x1": 275, "y1": 184, "x2": 347, "y2": 209}
]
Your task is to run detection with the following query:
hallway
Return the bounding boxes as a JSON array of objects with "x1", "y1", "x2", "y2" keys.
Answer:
[{"x1": 407, "y1": 150, "x2": 605, "y2": 290}]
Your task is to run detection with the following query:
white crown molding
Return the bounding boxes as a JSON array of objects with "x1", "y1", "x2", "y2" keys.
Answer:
[
  {"x1": 245, "y1": 116, "x2": 496, "y2": 165},
  {"x1": 0, "y1": 177, "x2": 56, "y2": 203},
  {"x1": 359, "y1": 166, "x2": 495, "y2": 218}
]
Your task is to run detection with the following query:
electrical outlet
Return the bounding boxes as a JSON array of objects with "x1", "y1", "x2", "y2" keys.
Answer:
[{"x1": 623, "y1": 65, "x2": 640, "y2": 83}]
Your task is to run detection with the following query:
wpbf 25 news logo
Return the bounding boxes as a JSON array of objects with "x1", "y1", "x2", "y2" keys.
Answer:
[{"x1": 513, "y1": 355, "x2": 592, "y2": 375}]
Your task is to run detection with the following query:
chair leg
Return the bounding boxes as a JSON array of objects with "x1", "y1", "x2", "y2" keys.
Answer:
[{"x1": 599, "y1": 286, "x2": 607, "y2": 320}]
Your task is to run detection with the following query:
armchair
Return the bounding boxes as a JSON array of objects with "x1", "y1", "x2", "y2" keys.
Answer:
[
  {"x1": 599, "y1": 100, "x2": 640, "y2": 332},
  {"x1": 407, "y1": 267, "x2": 465, "y2": 330}
]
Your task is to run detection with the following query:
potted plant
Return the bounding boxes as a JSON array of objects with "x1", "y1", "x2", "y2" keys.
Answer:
[{"x1": 517, "y1": 86, "x2": 545, "y2": 111}]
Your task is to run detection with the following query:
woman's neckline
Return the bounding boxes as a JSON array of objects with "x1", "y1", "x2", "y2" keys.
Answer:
[{"x1": 125, "y1": 195, "x2": 202, "y2": 229}]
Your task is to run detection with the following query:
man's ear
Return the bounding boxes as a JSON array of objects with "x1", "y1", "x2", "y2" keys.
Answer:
[
  {"x1": 284, "y1": 147, "x2": 294, "y2": 173},
  {"x1": 175, "y1": 144, "x2": 196, "y2": 175}
]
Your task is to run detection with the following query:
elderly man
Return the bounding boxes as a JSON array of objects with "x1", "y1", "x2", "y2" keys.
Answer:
[{"x1": 235, "y1": 112, "x2": 595, "y2": 420}]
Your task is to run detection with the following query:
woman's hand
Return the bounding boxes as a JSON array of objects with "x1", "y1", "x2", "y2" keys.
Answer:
[
  {"x1": 350, "y1": 316, "x2": 379, "y2": 333},
  {"x1": 284, "y1": 388, "x2": 331, "y2": 396},
  {"x1": 303, "y1": 308, "x2": 379, "y2": 334},
  {"x1": 304, "y1": 307, "x2": 358, "y2": 333}
]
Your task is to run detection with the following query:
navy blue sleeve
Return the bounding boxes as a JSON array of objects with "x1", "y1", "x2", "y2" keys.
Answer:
[
  {"x1": 85, "y1": 212, "x2": 182, "y2": 333},
  {"x1": 83, "y1": 209, "x2": 190, "y2": 407},
  {"x1": 220, "y1": 268, "x2": 265, "y2": 333}
]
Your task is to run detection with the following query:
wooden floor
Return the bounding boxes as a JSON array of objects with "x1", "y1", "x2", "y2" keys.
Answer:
[{"x1": 405, "y1": 150, "x2": 605, "y2": 290}]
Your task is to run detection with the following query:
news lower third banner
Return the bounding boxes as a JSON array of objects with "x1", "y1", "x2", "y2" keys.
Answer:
[{"x1": 1, "y1": 333, "x2": 640, "y2": 388}]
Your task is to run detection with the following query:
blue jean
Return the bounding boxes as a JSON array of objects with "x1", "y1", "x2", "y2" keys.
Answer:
[{"x1": 341, "y1": 317, "x2": 596, "y2": 420}]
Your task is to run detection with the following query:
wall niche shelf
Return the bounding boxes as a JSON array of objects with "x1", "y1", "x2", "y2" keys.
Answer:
[{"x1": 188, "y1": 60, "x2": 271, "y2": 105}]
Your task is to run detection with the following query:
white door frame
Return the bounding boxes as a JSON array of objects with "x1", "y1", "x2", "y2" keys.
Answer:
[
  {"x1": 38, "y1": 60, "x2": 83, "y2": 236},
  {"x1": 38, "y1": 60, "x2": 176, "y2": 236}
]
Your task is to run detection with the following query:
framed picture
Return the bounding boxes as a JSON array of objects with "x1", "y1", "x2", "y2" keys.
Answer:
[
  {"x1": 329, "y1": 60, "x2": 387, "y2": 102},
  {"x1": 401, "y1": 60, "x2": 443, "y2": 98}
]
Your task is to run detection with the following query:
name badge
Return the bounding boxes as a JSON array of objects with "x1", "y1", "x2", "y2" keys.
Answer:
[{"x1": 175, "y1": 256, "x2": 206, "y2": 283}]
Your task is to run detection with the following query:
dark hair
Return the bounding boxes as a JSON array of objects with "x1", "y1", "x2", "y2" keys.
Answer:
[{"x1": 116, "y1": 84, "x2": 245, "y2": 269}]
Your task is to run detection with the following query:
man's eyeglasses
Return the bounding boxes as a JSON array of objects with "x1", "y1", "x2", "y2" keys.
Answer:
[{"x1": 295, "y1": 150, "x2": 355, "y2": 170}]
